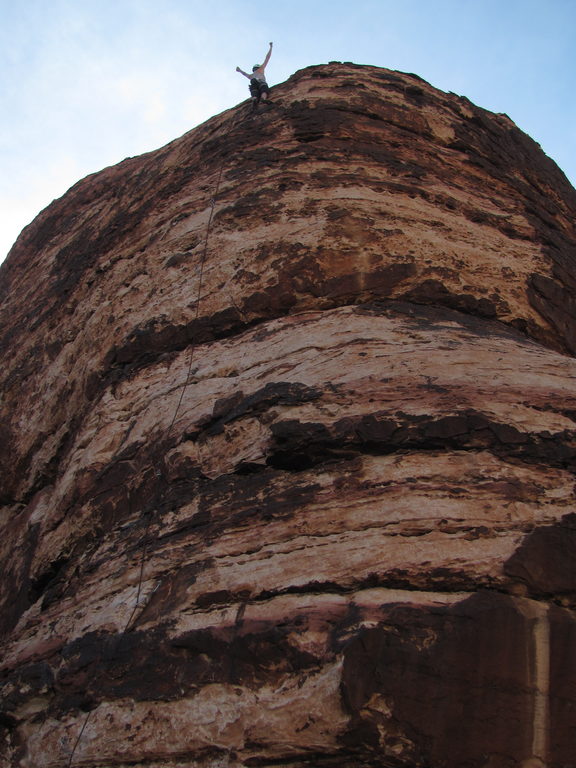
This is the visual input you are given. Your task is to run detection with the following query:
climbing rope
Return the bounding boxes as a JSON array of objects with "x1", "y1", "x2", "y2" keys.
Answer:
[
  {"x1": 126, "y1": 110, "x2": 243, "y2": 630},
  {"x1": 166, "y1": 187, "x2": 220, "y2": 437},
  {"x1": 64, "y1": 106, "x2": 250, "y2": 767},
  {"x1": 65, "y1": 711, "x2": 91, "y2": 768}
]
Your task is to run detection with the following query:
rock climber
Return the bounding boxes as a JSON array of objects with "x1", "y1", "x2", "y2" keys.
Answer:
[{"x1": 236, "y1": 42, "x2": 273, "y2": 109}]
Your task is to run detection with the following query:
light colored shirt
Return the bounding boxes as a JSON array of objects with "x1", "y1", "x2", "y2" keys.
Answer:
[
  {"x1": 238, "y1": 45, "x2": 272, "y2": 84},
  {"x1": 251, "y1": 68, "x2": 267, "y2": 83},
  {"x1": 239, "y1": 66, "x2": 267, "y2": 83}
]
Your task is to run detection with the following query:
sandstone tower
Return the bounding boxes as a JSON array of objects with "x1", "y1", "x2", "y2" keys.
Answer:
[{"x1": 1, "y1": 63, "x2": 576, "y2": 768}]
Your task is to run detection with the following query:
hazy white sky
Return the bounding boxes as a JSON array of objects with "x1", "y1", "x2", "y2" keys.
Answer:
[{"x1": 1, "y1": 0, "x2": 574, "y2": 264}]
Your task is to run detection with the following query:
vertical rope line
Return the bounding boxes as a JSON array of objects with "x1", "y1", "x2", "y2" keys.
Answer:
[
  {"x1": 65, "y1": 710, "x2": 91, "y2": 768},
  {"x1": 64, "y1": 107, "x2": 248, "y2": 768},
  {"x1": 127, "y1": 116, "x2": 241, "y2": 631},
  {"x1": 166, "y1": 110, "x2": 241, "y2": 438},
  {"x1": 67, "y1": 103, "x2": 252, "y2": 768},
  {"x1": 166, "y1": 180, "x2": 218, "y2": 436},
  {"x1": 122, "y1": 510, "x2": 154, "y2": 633}
]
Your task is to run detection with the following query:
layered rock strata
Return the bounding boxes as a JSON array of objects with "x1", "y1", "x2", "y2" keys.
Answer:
[{"x1": 1, "y1": 63, "x2": 576, "y2": 768}]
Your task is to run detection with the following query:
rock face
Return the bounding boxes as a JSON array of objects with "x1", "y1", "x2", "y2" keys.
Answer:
[{"x1": 1, "y1": 63, "x2": 576, "y2": 768}]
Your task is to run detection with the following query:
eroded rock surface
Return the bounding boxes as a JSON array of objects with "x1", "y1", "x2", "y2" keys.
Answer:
[{"x1": 1, "y1": 63, "x2": 575, "y2": 768}]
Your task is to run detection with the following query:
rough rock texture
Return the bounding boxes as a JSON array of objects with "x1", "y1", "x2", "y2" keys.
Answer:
[{"x1": 1, "y1": 63, "x2": 576, "y2": 768}]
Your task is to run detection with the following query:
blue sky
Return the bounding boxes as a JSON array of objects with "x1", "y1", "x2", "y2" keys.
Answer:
[{"x1": 1, "y1": 0, "x2": 574, "y2": 264}]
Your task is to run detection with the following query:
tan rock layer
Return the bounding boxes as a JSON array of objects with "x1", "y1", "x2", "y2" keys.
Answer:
[{"x1": 1, "y1": 64, "x2": 576, "y2": 768}]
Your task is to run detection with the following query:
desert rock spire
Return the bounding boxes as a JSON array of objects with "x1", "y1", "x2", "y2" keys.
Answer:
[{"x1": 1, "y1": 63, "x2": 576, "y2": 768}]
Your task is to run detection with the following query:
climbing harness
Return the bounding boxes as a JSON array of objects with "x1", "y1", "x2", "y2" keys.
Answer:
[
  {"x1": 249, "y1": 78, "x2": 270, "y2": 100},
  {"x1": 65, "y1": 107, "x2": 249, "y2": 767}
]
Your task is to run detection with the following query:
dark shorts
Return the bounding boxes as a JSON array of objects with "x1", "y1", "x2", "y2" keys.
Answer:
[{"x1": 249, "y1": 79, "x2": 270, "y2": 98}]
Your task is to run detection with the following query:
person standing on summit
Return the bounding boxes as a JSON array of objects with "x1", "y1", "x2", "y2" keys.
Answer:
[{"x1": 236, "y1": 42, "x2": 273, "y2": 108}]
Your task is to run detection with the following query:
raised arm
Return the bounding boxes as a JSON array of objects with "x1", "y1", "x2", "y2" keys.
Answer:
[
  {"x1": 236, "y1": 66, "x2": 252, "y2": 79},
  {"x1": 262, "y1": 42, "x2": 273, "y2": 69}
]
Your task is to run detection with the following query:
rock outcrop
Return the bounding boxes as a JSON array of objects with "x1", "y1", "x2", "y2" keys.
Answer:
[{"x1": 1, "y1": 63, "x2": 576, "y2": 768}]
